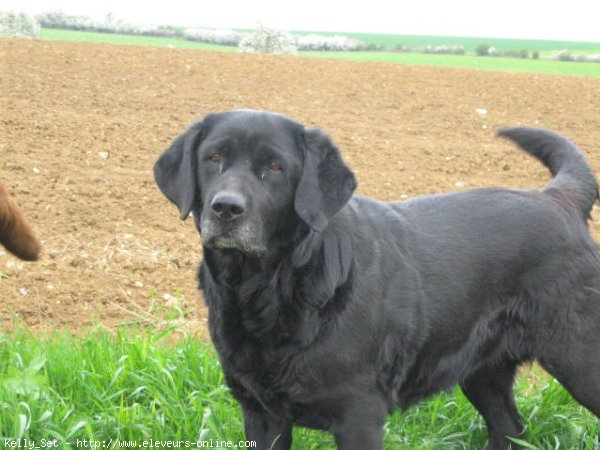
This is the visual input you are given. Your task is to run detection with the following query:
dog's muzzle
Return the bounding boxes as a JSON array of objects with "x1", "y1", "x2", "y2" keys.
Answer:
[{"x1": 200, "y1": 191, "x2": 266, "y2": 255}]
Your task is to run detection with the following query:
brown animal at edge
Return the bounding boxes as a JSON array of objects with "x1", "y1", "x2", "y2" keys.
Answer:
[{"x1": 0, "y1": 182, "x2": 41, "y2": 261}]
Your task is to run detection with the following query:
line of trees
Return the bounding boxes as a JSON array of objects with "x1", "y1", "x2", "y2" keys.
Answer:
[
  {"x1": 2, "y1": 10, "x2": 599, "y2": 62},
  {"x1": 475, "y1": 43, "x2": 600, "y2": 63},
  {"x1": 394, "y1": 44, "x2": 465, "y2": 55},
  {"x1": 35, "y1": 11, "x2": 372, "y2": 52},
  {"x1": 476, "y1": 43, "x2": 539, "y2": 59}
]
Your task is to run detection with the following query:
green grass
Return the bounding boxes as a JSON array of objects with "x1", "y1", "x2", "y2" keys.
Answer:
[
  {"x1": 301, "y1": 50, "x2": 600, "y2": 77},
  {"x1": 35, "y1": 28, "x2": 600, "y2": 78},
  {"x1": 0, "y1": 327, "x2": 598, "y2": 449},
  {"x1": 40, "y1": 28, "x2": 236, "y2": 52}
]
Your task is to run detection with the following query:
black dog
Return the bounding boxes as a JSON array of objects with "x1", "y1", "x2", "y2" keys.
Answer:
[{"x1": 154, "y1": 110, "x2": 600, "y2": 450}]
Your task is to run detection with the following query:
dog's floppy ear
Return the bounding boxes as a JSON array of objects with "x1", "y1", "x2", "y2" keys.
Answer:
[
  {"x1": 295, "y1": 128, "x2": 357, "y2": 232},
  {"x1": 154, "y1": 121, "x2": 204, "y2": 220}
]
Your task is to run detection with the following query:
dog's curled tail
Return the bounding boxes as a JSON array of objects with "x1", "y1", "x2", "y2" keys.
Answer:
[{"x1": 498, "y1": 127, "x2": 599, "y2": 221}]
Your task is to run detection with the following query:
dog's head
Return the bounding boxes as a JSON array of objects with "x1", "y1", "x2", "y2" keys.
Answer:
[{"x1": 154, "y1": 110, "x2": 357, "y2": 255}]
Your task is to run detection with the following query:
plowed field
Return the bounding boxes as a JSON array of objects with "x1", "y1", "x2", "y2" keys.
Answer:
[{"x1": 2, "y1": 39, "x2": 600, "y2": 334}]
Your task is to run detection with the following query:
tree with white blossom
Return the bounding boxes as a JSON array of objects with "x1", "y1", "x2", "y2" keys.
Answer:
[
  {"x1": 239, "y1": 26, "x2": 297, "y2": 55},
  {"x1": 0, "y1": 11, "x2": 40, "y2": 38}
]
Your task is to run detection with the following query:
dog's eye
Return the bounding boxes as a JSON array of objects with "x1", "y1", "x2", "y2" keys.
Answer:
[
  {"x1": 260, "y1": 162, "x2": 283, "y2": 180},
  {"x1": 269, "y1": 162, "x2": 282, "y2": 172},
  {"x1": 209, "y1": 154, "x2": 222, "y2": 163}
]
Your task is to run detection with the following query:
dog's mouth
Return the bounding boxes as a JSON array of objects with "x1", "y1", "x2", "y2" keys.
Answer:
[
  {"x1": 197, "y1": 205, "x2": 270, "y2": 256},
  {"x1": 200, "y1": 217, "x2": 267, "y2": 256},
  {"x1": 204, "y1": 235, "x2": 266, "y2": 255}
]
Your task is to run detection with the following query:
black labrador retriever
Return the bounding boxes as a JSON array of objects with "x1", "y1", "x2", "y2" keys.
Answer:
[{"x1": 154, "y1": 109, "x2": 600, "y2": 450}]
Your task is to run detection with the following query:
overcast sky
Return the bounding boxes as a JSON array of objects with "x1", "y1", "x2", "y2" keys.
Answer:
[{"x1": 4, "y1": 0, "x2": 600, "y2": 42}]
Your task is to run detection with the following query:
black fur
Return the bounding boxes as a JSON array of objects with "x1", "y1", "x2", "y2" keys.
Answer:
[{"x1": 155, "y1": 110, "x2": 600, "y2": 450}]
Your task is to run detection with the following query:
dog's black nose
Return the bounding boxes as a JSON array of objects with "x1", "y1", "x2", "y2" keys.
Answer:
[{"x1": 211, "y1": 192, "x2": 246, "y2": 221}]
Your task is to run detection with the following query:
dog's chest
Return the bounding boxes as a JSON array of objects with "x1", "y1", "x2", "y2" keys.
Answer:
[
  {"x1": 229, "y1": 350, "x2": 339, "y2": 430},
  {"x1": 212, "y1": 316, "x2": 341, "y2": 429}
]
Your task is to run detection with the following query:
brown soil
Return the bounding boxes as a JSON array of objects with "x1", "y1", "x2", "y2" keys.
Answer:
[{"x1": 1, "y1": 39, "x2": 600, "y2": 335}]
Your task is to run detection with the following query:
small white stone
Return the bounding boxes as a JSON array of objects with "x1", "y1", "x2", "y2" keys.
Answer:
[
  {"x1": 165, "y1": 297, "x2": 179, "y2": 308},
  {"x1": 475, "y1": 108, "x2": 488, "y2": 116},
  {"x1": 32, "y1": 167, "x2": 40, "y2": 173},
  {"x1": 19, "y1": 287, "x2": 29, "y2": 296},
  {"x1": 98, "y1": 151, "x2": 109, "y2": 159},
  {"x1": 455, "y1": 181, "x2": 465, "y2": 188}
]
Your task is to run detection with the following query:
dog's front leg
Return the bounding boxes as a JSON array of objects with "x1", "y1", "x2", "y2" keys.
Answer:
[
  {"x1": 242, "y1": 403, "x2": 292, "y2": 450},
  {"x1": 333, "y1": 397, "x2": 387, "y2": 450},
  {"x1": 334, "y1": 426, "x2": 384, "y2": 450}
]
